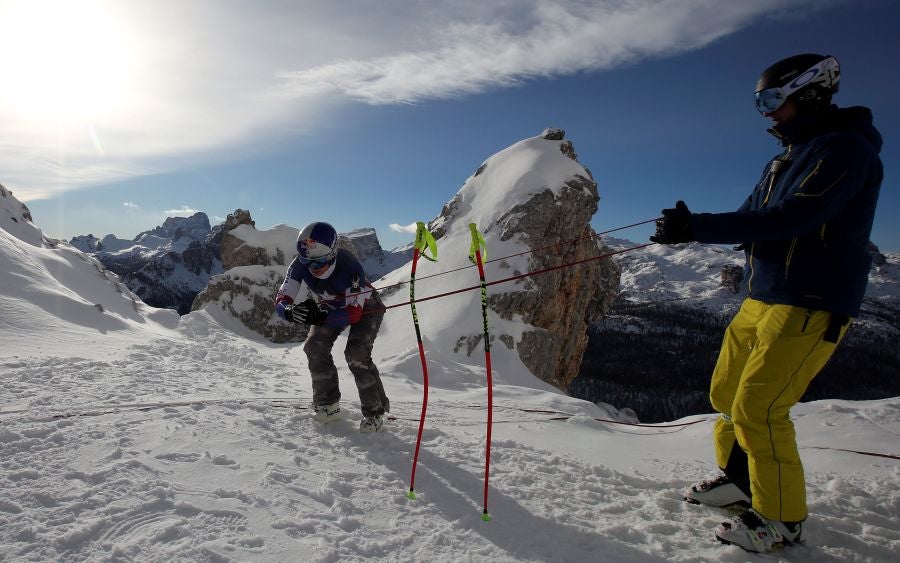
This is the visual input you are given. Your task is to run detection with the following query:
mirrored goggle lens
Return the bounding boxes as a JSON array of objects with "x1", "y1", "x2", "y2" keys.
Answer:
[
  {"x1": 298, "y1": 254, "x2": 333, "y2": 267},
  {"x1": 755, "y1": 88, "x2": 786, "y2": 113}
]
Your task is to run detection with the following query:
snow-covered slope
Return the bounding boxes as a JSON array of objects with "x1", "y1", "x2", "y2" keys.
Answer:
[
  {"x1": 2, "y1": 184, "x2": 899, "y2": 561},
  {"x1": 0, "y1": 185, "x2": 180, "y2": 352}
]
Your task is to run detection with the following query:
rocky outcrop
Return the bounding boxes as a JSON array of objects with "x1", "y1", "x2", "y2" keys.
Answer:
[
  {"x1": 192, "y1": 209, "x2": 297, "y2": 340},
  {"x1": 431, "y1": 129, "x2": 620, "y2": 391},
  {"x1": 869, "y1": 242, "x2": 887, "y2": 267},
  {"x1": 192, "y1": 266, "x2": 309, "y2": 343},
  {"x1": 720, "y1": 264, "x2": 745, "y2": 293},
  {"x1": 218, "y1": 209, "x2": 271, "y2": 270},
  {"x1": 343, "y1": 228, "x2": 413, "y2": 281}
]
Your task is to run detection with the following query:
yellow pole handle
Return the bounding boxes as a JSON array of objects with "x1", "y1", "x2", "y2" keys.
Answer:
[
  {"x1": 468, "y1": 223, "x2": 487, "y2": 264},
  {"x1": 414, "y1": 221, "x2": 438, "y2": 262}
]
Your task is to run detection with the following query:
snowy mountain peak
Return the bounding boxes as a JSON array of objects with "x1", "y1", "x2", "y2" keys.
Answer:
[
  {"x1": 1, "y1": 183, "x2": 45, "y2": 247},
  {"x1": 154, "y1": 212, "x2": 212, "y2": 243}
]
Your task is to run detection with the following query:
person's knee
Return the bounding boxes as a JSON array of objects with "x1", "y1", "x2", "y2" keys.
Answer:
[
  {"x1": 709, "y1": 388, "x2": 729, "y2": 414},
  {"x1": 732, "y1": 405, "x2": 771, "y2": 450},
  {"x1": 344, "y1": 342, "x2": 372, "y2": 364}
]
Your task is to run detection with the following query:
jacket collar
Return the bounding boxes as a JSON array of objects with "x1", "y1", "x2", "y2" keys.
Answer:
[
  {"x1": 767, "y1": 106, "x2": 835, "y2": 146},
  {"x1": 767, "y1": 105, "x2": 882, "y2": 154}
]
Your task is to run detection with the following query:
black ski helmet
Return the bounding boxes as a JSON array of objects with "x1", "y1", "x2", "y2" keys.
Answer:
[{"x1": 754, "y1": 53, "x2": 840, "y2": 113}]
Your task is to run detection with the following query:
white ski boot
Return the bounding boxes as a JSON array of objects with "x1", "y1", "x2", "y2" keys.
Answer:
[
  {"x1": 312, "y1": 402, "x2": 341, "y2": 422},
  {"x1": 684, "y1": 472, "x2": 751, "y2": 507},
  {"x1": 716, "y1": 508, "x2": 802, "y2": 552},
  {"x1": 359, "y1": 415, "x2": 384, "y2": 433}
]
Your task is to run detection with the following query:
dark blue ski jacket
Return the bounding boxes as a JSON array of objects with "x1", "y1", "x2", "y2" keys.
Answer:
[{"x1": 690, "y1": 106, "x2": 883, "y2": 317}]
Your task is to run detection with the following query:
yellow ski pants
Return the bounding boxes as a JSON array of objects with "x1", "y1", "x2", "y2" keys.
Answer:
[{"x1": 710, "y1": 298, "x2": 848, "y2": 522}]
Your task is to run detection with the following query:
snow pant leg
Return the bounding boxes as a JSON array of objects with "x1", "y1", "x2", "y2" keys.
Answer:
[
  {"x1": 345, "y1": 293, "x2": 388, "y2": 418},
  {"x1": 730, "y1": 302, "x2": 847, "y2": 522},
  {"x1": 709, "y1": 298, "x2": 759, "y2": 497},
  {"x1": 304, "y1": 324, "x2": 344, "y2": 407}
]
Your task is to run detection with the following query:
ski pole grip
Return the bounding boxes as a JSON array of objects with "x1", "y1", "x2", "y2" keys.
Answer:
[
  {"x1": 468, "y1": 223, "x2": 487, "y2": 263},
  {"x1": 415, "y1": 221, "x2": 438, "y2": 262}
]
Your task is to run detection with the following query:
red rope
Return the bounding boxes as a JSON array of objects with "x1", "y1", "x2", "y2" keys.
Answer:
[
  {"x1": 381, "y1": 243, "x2": 653, "y2": 311},
  {"x1": 316, "y1": 218, "x2": 661, "y2": 305}
]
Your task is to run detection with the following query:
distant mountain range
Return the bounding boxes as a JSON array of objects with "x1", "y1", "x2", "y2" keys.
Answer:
[
  {"x1": 69, "y1": 214, "x2": 411, "y2": 314},
  {"x1": 570, "y1": 238, "x2": 900, "y2": 422},
  {"x1": 70, "y1": 213, "x2": 224, "y2": 314}
]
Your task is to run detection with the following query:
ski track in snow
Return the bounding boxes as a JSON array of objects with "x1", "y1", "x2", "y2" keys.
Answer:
[{"x1": 2, "y1": 331, "x2": 899, "y2": 561}]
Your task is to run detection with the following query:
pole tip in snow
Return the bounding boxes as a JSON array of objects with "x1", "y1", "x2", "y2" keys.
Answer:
[
  {"x1": 407, "y1": 490, "x2": 417, "y2": 500},
  {"x1": 481, "y1": 512, "x2": 492, "y2": 522}
]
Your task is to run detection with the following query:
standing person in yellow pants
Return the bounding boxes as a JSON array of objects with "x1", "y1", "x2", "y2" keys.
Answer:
[{"x1": 651, "y1": 53, "x2": 883, "y2": 553}]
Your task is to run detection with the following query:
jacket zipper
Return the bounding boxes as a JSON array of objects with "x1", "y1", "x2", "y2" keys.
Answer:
[
  {"x1": 801, "y1": 309, "x2": 811, "y2": 332},
  {"x1": 749, "y1": 146, "x2": 792, "y2": 294},
  {"x1": 785, "y1": 237, "x2": 798, "y2": 279}
]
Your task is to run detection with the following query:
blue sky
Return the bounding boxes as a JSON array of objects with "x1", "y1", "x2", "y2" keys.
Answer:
[{"x1": 4, "y1": 0, "x2": 898, "y2": 251}]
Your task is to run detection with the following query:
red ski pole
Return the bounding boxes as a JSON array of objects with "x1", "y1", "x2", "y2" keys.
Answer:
[
  {"x1": 407, "y1": 222, "x2": 437, "y2": 500},
  {"x1": 468, "y1": 223, "x2": 493, "y2": 521}
]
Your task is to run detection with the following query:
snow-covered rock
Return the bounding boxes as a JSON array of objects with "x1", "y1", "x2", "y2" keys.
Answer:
[
  {"x1": 373, "y1": 130, "x2": 620, "y2": 392},
  {"x1": 420, "y1": 129, "x2": 619, "y2": 390},
  {"x1": 1, "y1": 183, "x2": 43, "y2": 247},
  {"x1": 343, "y1": 227, "x2": 413, "y2": 280}
]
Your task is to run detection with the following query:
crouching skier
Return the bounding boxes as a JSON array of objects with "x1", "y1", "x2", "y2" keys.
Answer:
[{"x1": 275, "y1": 221, "x2": 390, "y2": 433}]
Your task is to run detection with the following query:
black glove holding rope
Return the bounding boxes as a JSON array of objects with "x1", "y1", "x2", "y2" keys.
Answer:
[
  {"x1": 284, "y1": 298, "x2": 328, "y2": 326},
  {"x1": 650, "y1": 201, "x2": 696, "y2": 244}
]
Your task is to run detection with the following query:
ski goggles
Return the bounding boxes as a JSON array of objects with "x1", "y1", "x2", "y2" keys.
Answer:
[
  {"x1": 754, "y1": 56, "x2": 839, "y2": 114},
  {"x1": 298, "y1": 253, "x2": 335, "y2": 267}
]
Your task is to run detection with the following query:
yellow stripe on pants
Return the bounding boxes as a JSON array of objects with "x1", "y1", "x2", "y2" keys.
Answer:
[{"x1": 709, "y1": 298, "x2": 848, "y2": 522}]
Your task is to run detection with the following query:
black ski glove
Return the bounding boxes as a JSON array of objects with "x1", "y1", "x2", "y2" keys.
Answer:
[
  {"x1": 650, "y1": 201, "x2": 696, "y2": 244},
  {"x1": 284, "y1": 299, "x2": 328, "y2": 325}
]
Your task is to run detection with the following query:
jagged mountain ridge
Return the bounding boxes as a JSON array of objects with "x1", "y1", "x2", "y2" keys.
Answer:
[{"x1": 69, "y1": 212, "x2": 223, "y2": 315}]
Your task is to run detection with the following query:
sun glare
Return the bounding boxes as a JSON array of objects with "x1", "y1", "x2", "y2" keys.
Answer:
[{"x1": 0, "y1": 0, "x2": 137, "y2": 123}]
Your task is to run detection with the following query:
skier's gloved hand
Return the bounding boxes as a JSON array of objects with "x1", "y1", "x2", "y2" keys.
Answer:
[
  {"x1": 650, "y1": 201, "x2": 696, "y2": 244},
  {"x1": 285, "y1": 299, "x2": 328, "y2": 325}
]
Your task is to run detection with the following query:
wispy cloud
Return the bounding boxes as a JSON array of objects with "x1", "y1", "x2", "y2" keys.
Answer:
[
  {"x1": 389, "y1": 222, "x2": 419, "y2": 234},
  {"x1": 278, "y1": 1, "x2": 814, "y2": 105},
  {"x1": 123, "y1": 202, "x2": 140, "y2": 209},
  {"x1": 3, "y1": 0, "x2": 818, "y2": 200},
  {"x1": 164, "y1": 205, "x2": 199, "y2": 216}
]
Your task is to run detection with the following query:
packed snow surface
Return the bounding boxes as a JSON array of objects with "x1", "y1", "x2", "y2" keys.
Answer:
[
  {"x1": 2, "y1": 316, "x2": 899, "y2": 562},
  {"x1": 2, "y1": 188, "x2": 900, "y2": 561}
]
